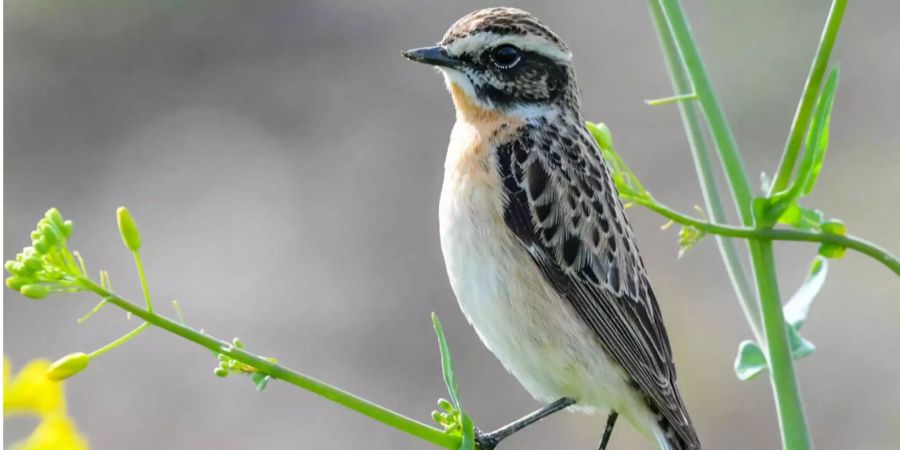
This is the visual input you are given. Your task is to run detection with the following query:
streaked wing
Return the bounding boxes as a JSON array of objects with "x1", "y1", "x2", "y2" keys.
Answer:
[{"x1": 496, "y1": 122, "x2": 698, "y2": 446}]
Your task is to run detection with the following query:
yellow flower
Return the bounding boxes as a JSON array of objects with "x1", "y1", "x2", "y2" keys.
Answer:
[
  {"x1": 10, "y1": 414, "x2": 88, "y2": 450},
  {"x1": 4, "y1": 358, "x2": 65, "y2": 416},
  {"x1": 4, "y1": 357, "x2": 89, "y2": 450}
]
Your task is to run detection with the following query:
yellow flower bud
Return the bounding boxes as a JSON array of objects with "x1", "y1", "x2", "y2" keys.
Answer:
[
  {"x1": 46, "y1": 353, "x2": 90, "y2": 381},
  {"x1": 6, "y1": 276, "x2": 32, "y2": 291},
  {"x1": 21, "y1": 284, "x2": 49, "y2": 300},
  {"x1": 821, "y1": 219, "x2": 846, "y2": 236},
  {"x1": 45, "y1": 208, "x2": 66, "y2": 229},
  {"x1": 116, "y1": 207, "x2": 141, "y2": 252}
]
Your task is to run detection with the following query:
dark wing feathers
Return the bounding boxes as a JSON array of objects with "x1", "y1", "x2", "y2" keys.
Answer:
[{"x1": 496, "y1": 123, "x2": 700, "y2": 448}]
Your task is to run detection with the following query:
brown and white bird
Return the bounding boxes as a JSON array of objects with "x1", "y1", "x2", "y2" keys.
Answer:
[{"x1": 403, "y1": 8, "x2": 700, "y2": 450}]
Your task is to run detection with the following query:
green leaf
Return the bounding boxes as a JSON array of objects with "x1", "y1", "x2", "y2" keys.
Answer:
[
  {"x1": 432, "y1": 313, "x2": 462, "y2": 410},
  {"x1": 735, "y1": 256, "x2": 826, "y2": 381},
  {"x1": 251, "y1": 372, "x2": 271, "y2": 392},
  {"x1": 787, "y1": 326, "x2": 816, "y2": 359},
  {"x1": 801, "y1": 67, "x2": 840, "y2": 196},
  {"x1": 783, "y1": 257, "x2": 828, "y2": 329},
  {"x1": 778, "y1": 203, "x2": 824, "y2": 231},
  {"x1": 761, "y1": 67, "x2": 839, "y2": 228},
  {"x1": 586, "y1": 121, "x2": 613, "y2": 152},
  {"x1": 734, "y1": 340, "x2": 767, "y2": 381}
]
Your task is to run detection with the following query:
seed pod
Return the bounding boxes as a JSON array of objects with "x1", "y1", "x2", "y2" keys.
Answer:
[{"x1": 47, "y1": 352, "x2": 91, "y2": 381}]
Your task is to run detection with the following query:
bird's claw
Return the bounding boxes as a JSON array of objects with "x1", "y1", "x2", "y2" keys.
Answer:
[{"x1": 474, "y1": 427, "x2": 500, "y2": 450}]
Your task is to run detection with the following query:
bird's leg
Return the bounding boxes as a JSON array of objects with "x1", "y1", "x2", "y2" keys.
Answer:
[
  {"x1": 475, "y1": 397, "x2": 575, "y2": 450},
  {"x1": 596, "y1": 411, "x2": 619, "y2": 450}
]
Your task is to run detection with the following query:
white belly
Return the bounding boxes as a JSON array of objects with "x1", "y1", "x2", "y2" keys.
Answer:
[{"x1": 438, "y1": 156, "x2": 633, "y2": 414}]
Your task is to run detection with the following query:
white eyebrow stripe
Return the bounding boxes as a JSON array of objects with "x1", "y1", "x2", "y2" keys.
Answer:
[{"x1": 446, "y1": 32, "x2": 573, "y2": 62}]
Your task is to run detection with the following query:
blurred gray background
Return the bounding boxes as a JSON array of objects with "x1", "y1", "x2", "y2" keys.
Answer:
[{"x1": 5, "y1": 0, "x2": 900, "y2": 449}]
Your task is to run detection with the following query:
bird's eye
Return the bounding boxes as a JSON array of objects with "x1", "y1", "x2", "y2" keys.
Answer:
[{"x1": 491, "y1": 45, "x2": 522, "y2": 69}]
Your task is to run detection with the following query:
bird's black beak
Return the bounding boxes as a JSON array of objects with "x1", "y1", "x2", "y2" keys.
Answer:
[{"x1": 402, "y1": 46, "x2": 463, "y2": 69}]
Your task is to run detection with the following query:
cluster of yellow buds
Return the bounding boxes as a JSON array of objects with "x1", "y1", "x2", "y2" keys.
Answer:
[{"x1": 5, "y1": 208, "x2": 82, "y2": 300}]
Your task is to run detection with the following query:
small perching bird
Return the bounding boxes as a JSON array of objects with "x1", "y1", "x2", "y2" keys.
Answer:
[{"x1": 403, "y1": 7, "x2": 700, "y2": 450}]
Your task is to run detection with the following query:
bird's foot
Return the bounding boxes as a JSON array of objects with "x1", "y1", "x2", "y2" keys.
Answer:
[{"x1": 474, "y1": 427, "x2": 501, "y2": 450}]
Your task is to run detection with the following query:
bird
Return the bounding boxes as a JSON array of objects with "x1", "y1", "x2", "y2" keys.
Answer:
[{"x1": 402, "y1": 7, "x2": 700, "y2": 450}]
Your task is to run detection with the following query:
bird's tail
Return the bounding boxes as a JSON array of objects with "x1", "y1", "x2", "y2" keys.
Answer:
[{"x1": 653, "y1": 419, "x2": 701, "y2": 450}]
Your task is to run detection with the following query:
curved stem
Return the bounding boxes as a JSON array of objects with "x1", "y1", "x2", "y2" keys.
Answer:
[
  {"x1": 76, "y1": 277, "x2": 459, "y2": 449},
  {"x1": 637, "y1": 198, "x2": 900, "y2": 276},
  {"x1": 769, "y1": 0, "x2": 847, "y2": 195},
  {"x1": 89, "y1": 322, "x2": 150, "y2": 359}
]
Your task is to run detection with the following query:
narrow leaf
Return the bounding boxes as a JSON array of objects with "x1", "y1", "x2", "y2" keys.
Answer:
[
  {"x1": 801, "y1": 67, "x2": 840, "y2": 196},
  {"x1": 783, "y1": 257, "x2": 828, "y2": 329},
  {"x1": 734, "y1": 340, "x2": 767, "y2": 381},
  {"x1": 432, "y1": 313, "x2": 461, "y2": 409}
]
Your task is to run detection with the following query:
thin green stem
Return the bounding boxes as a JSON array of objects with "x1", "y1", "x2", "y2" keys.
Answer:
[
  {"x1": 636, "y1": 198, "x2": 900, "y2": 276},
  {"x1": 648, "y1": 0, "x2": 761, "y2": 341},
  {"x1": 657, "y1": 0, "x2": 754, "y2": 222},
  {"x1": 76, "y1": 277, "x2": 459, "y2": 449},
  {"x1": 644, "y1": 92, "x2": 697, "y2": 106},
  {"x1": 133, "y1": 251, "x2": 153, "y2": 312},
  {"x1": 655, "y1": 1, "x2": 814, "y2": 448},
  {"x1": 88, "y1": 322, "x2": 150, "y2": 359},
  {"x1": 77, "y1": 299, "x2": 109, "y2": 324},
  {"x1": 749, "y1": 242, "x2": 811, "y2": 450},
  {"x1": 769, "y1": 0, "x2": 847, "y2": 195}
]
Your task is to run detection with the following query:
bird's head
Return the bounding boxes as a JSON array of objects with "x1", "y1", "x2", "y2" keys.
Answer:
[{"x1": 403, "y1": 7, "x2": 579, "y2": 120}]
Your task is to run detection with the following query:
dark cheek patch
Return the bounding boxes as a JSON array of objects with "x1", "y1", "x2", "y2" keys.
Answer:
[{"x1": 476, "y1": 53, "x2": 568, "y2": 108}]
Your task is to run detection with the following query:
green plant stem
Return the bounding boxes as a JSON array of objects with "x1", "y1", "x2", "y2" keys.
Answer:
[
  {"x1": 636, "y1": 198, "x2": 900, "y2": 276},
  {"x1": 648, "y1": 0, "x2": 761, "y2": 341},
  {"x1": 644, "y1": 92, "x2": 698, "y2": 106},
  {"x1": 656, "y1": 0, "x2": 754, "y2": 221},
  {"x1": 750, "y1": 241, "x2": 810, "y2": 449},
  {"x1": 133, "y1": 251, "x2": 153, "y2": 312},
  {"x1": 88, "y1": 322, "x2": 149, "y2": 358},
  {"x1": 76, "y1": 277, "x2": 460, "y2": 450},
  {"x1": 769, "y1": 0, "x2": 847, "y2": 195},
  {"x1": 654, "y1": 0, "x2": 813, "y2": 448}
]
